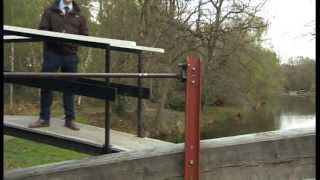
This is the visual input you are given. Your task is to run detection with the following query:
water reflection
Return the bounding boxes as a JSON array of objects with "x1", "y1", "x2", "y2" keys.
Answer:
[
  {"x1": 277, "y1": 95, "x2": 315, "y2": 130},
  {"x1": 278, "y1": 114, "x2": 315, "y2": 130},
  {"x1": 201, "y1": 96, "x2": 315, "y2": 139}
]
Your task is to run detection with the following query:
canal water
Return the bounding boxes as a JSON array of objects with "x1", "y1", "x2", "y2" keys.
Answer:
[{"x1": 201, "y1": 95, "x2": 316, "y2": 139}]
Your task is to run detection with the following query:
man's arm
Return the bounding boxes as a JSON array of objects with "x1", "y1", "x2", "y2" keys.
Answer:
[
  {"x1": 79, "y1": 16, "x2": 89, "y2": 36},
  {"x1": 39, "y1": 9, "x2": 51, "y2": 30}
]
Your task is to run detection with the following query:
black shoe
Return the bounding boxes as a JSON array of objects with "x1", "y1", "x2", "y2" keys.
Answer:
[
  {"x1": 28, "y1": 119, "x2": 50, "y2": 128},
  {"x1": 64, "y1": 120, "x2": 80, "y2": 131}
]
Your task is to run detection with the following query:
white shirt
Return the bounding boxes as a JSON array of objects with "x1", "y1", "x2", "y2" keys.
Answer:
[{"x1": 59, "y1": 0, "x2": 73, "y2": 14}]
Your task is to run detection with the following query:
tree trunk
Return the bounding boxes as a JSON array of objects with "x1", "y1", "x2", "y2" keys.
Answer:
[
  {"x1": 38, "y1": 45, "x2": 43, "y2": 98},
  {"x1": 9, "y1": 43, "x2": 15, "y2": 109},
  {"x1": 154, "y1": 79, "x2": 171, "y2": 135},
  {"x1": 149, "y1": 78, "x2": 153, "y2": 99},
  {"x1": 77, "y1": 48, "x2": 93, "y2": 106},
  {"x1": 30, "y1": 44, "x2": 39, "y2": 71},
  {"x1": 77, "y1": 96, "x2": 82, "y2": 106}
]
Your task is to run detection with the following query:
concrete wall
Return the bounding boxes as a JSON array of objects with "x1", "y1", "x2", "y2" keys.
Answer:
[{"x1": 5, "y1": 127, "x2": 315, "y2": 180}]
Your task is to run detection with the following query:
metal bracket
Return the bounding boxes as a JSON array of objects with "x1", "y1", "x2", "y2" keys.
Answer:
[{"x1": 178, "y1": 63, "x2": 187, "y2": 82}]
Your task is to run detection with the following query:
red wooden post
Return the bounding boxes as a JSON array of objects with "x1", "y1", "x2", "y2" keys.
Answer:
[{"x1": 184, "y1": 56, "x2": 202, "y2": 180}]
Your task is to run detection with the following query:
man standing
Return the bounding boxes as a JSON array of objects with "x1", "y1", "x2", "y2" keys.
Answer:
[{"x1": 29, "y1": 0, "x2": 88, "y2": 130}]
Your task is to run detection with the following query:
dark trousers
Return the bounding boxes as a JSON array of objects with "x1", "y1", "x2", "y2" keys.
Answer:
[{"x1": 40, "y1": 50, "x2": 79, "y2": 122}]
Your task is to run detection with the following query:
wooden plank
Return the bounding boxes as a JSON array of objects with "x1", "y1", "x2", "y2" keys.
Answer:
[
  {"x1": 4, "y1": 35, "x2": 29, "y2": 40},
  {"x1": 3, "y1": 26, "x2": 165, "y2": 53},
  {"x1": 4, "y1": 122, "x2": 106, "y2": 155},
  {"x1": 3, "y1": 115, "x2": 173, "y2": 152},
  {"x1": 3, "y1": 35, "x2": 40, "y2": 43},
  {"x1": 4, "y1": 25, "x2": 136, "y2": 46}
]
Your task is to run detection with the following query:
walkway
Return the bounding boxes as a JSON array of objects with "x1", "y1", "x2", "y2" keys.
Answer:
[{"x1": 4, "y1": 115, "x2": 173, "y2": 151}]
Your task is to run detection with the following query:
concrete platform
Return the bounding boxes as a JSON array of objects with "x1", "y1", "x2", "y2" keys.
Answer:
[{"x1": 3, "y1": 115, "x2": 173, "y2": 151}]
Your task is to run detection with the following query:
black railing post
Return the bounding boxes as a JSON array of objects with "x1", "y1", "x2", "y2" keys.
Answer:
[
  {"x1": 104, "y1": 46, "x2": 111, "y2": 153},
  {"x1": 137, "y1": 52, "x2": 144, "y2": 137}
]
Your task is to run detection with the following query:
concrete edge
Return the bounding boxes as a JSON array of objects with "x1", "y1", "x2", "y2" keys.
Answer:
[{"x1": 4, "y1": 127, "x2": 315, "y2": 179}]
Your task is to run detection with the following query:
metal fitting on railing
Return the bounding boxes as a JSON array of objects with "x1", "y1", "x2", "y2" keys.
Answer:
[{"x1": 178, "y1": 63, "x2": 187, "y2": 82}]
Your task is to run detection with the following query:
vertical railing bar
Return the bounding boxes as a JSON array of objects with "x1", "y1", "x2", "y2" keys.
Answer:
[
  {"x1": 137, "y1": 52, "x2": 144, "y2": 137},
  {"x1": 104, "y1": 46, "x2": 111, "y2": 153}
]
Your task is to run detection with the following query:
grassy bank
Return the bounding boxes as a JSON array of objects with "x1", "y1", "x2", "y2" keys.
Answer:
[{"x1": 4, "y1": 137, "x2": 90, "y2": 171}]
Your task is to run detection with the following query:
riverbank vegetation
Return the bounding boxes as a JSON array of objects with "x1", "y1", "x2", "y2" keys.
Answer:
[{"x1": 281, "y1": 56, "x2": 315, "y2": 94}]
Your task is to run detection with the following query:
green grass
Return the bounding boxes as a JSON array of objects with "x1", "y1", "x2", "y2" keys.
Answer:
[{"x1": 4, "y1": 137, "x2": 90, "y2": 171}]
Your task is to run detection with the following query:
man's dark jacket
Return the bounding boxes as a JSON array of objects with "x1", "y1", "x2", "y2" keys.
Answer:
[{"x1": 39, "y1": 0, "x2": 89, "y2": 54}]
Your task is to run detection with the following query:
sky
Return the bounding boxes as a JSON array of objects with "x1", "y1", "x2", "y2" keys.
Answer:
[{"x1": 257, "y1": 0, "x2": 315, "y2": 63}]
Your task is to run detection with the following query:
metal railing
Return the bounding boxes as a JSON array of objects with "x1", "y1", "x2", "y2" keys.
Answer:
[
  {"x1": 3, "y1": 25, "x2": 175, "y2": 154},
  {"x1": 3, "y1": 26, "x2": 202, "y2": 180}
]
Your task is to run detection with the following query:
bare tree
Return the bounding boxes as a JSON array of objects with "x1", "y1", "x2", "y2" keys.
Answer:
[
  {"x1": 9, "y1": 43, "x2": 15, "y2": 110},
  {"x1": 181, "y1": 0, "x2": 268, "y2": 68}
]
